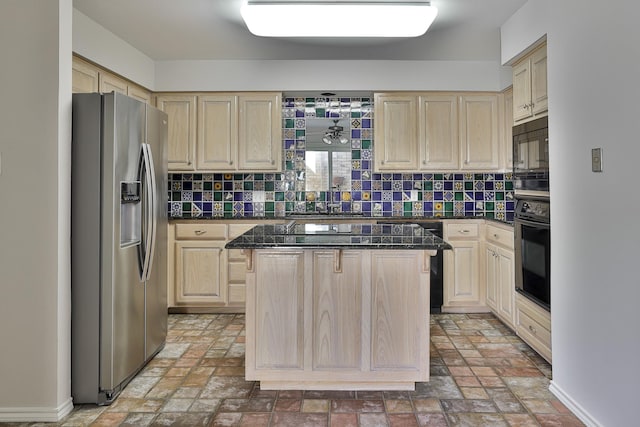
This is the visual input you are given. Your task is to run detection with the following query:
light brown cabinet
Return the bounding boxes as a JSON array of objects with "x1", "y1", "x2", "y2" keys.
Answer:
[
  {"x1": 374, "y1": 92, "x2": 503, "y2": 172},
  {"x1": 512, "y1": 42, "x2": 548, "y2": 124},
  {"x1": 245, "y1": 248, "x2": 431, "y2": 390},
  {"x1": 515, "y1": 292, "x2": 551, "y2": 363},
  {"x1": 156, "y1": 92, "x2": 282, "y2": 173},
  {"x1": 72, "y1": 56, "x2": 152, "y2": 103},
  {"x1": 168, "y1": 221, "x2": 279, "y2": 312},
  {"x1": 442, "y1": 220, "x2": 487, "y2": 312},
  {"x1": 484, "y1": 223, "x2": 515, "y2": 328}
]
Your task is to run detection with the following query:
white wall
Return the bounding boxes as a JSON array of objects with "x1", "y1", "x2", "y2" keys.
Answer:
[
  {"x1": 154, "y1": 59, "x2": 510, "y2": 92},
  {"x1": 0, "y1": 0, "x2": 73, "y2": 422},
  {"x1": 73, "y1": 9, "x2": 155, "y2": 89},
  {"x1": 546, "y1": 1, "x2": 640, "y2": 425},
  {"x1": 504, "y1": 1, "x2": 640, "y2": 425}
]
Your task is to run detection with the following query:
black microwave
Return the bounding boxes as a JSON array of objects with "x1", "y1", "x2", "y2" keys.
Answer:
[{"x1": 513, "y1": 116, "x2": 549, "y2": 195}]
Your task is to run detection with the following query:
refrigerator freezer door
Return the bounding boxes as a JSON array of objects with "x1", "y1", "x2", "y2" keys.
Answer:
[
  {"x1": 99, "y1": 93, "x2": 146, "y2": 394},
  {"x1": 144, "y1": 105, "x2": 168, "y2": 360}
]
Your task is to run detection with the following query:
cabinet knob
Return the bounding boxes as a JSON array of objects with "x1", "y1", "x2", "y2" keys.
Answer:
[
  {"x1": 271, "y1": 160, "x2": 275, "y2": 165},
  {"x1": 194, "y1": 230, "x2": 207, "y2": 235},
  {"x1": 528, "y1": 324, "x2": 537, "y2": 335},
  {"x1": 493, "y1": 233, "x2": 499, "y2": 239},
  {"x1": 229, "y1": 160, "x2": 233, "y2": 165},
  {"x1": 380, "y1": 160, "x2": 385, "y2": 165},
  {"x1": 422, "y1": 160, "x2": 426, "y2": 165},
  {"x1": 459, "y1": 229, "x2": 470, "y2": 234}
]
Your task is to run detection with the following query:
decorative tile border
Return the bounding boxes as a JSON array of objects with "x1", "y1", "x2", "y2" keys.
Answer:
[{"x1": 168, "y1": 97, "x2": 515, "y2": 222}]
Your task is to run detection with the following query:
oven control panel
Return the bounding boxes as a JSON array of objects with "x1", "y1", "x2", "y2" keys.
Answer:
[{"x1": 516, "y1": 199, "x2": 550, "y2": 222}]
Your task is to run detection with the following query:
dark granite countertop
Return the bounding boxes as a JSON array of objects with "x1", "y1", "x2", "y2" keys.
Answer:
[
  {"x1": 170, "y1": 214, "x2": 513, "y2": 227},
  {"x1": 225, "y1": 222, "x2": 453, "y2": 250}
]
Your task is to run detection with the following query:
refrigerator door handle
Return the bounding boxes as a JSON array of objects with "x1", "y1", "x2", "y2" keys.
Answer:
[
  {"x1": 144, "y1": 143, "x2": 158, "y2": 281},
  {"x1": 138, "y1": 143, "x2": 155, "y2": 281}
]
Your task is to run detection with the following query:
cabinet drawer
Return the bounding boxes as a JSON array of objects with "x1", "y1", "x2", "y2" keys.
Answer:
[
  {"x1": 485, "y1": 224, "x2": 514, "y2": 249},
  {"x1": 515, "y1": 294, "x2": 551, "y2": 362},
  {"x1": 446, "y1": 223, "x2": 479, "y2": 239},
  {"x1": 175, "y1": 223, "x2": 227, "y2": 240}
]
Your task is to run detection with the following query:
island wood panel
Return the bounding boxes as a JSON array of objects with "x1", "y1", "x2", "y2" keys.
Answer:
[
  {"x1": 252, "y1": 250, "x2": 304, "y2": 371},
  {"x1": 311, "y1": 251, "x2": 363, "y2": 370},
  {"x1": 245, "y1": 248, "x2": 432, "y2": 390},
  {"x1": 371, "y1": 251, "x2": 429, "y2": 378}
]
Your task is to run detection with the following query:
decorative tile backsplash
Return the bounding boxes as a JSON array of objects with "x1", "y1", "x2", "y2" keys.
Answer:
[{"x1": 169, "y1": 97, "x2": 515, "y2": 222}]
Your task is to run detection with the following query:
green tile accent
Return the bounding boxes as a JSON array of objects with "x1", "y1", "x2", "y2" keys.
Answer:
[
  {"x1": 285, "y1": 118, "x2": 295, "y2": 128},
  {"x1": 275, "y1": 192, "x2": 284, "y2": 201},
  {"x1": 315, "y1": 108, "x2": 326, "y2": 117},
  {"x1": 244, "y1": 181, "x2": 253, "y2": 190},
  {"x1": 204, "y1": 182, "x2": 212, "y2": 190},
  {"x1": 224, "y1": 202, "x2": 232, "y2": 212},
  {"x1": 352, "y1": 150, "x2": 361, "y2": 160},
  {"x1": 214, "y1": 192, "x2": 222, "y2": 201},
  {"x1": 265, "y1": 181, "x2": 274, "y2": 191},
  {"x1": 465, "y1": 182, "x2": 473, "y2": 190},
  {"x1": 296, "y1": 129, "x2": 305, "y2": 138},
  {"x1": 455, "y1": 192, "x2": 464, "y2": 201},
  {"x1": 361, "y1": 140, "x2": 371, "y2": 149},
  {"x1": 424, "y1": 181, "x2": 433, "y2": 191}
]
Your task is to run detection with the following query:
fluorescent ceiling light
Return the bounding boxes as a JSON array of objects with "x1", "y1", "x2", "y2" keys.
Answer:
[{"x1": 240, "y1": 1, "x2": 438, "y2": 38}]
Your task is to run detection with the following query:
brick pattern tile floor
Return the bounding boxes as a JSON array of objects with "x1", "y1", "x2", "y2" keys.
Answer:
[{"x1": 6, "y1": 313, "x2": 585, "y2": 426}]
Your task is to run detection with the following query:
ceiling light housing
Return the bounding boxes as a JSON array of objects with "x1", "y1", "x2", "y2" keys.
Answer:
[{"x1": 241, "y1": 1, "x2": 438, "y2": 38}]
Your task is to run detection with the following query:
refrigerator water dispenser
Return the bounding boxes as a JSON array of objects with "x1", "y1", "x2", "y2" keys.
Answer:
[{"x1": 120, "y1": 181, "x2": 141, "y2": 247}]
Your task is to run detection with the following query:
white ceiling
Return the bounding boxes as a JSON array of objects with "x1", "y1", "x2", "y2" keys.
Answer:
[{"x1": 73, "y1": 0, "x2": 527, "y2": 61}]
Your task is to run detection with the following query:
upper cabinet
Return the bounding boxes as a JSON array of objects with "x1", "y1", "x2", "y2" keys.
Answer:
[
  {"x1": 156, "y1": 92, "x2": 282, "y2": 173},
  {"x1": 373, "y1": 94, "x2": 419, "y2": 170},
  {"x1": 512, "y1": 42, "x2": 548, "y2": 124},
  {"x1": 72, "y1": 56, "x2": 152, "y2": 104},
  {"x1": 156, "y1": 95, "x2": 197, "y2": 171},
  {"x1": 375, "y1": 92, "x2": 503, "y2": 172}
]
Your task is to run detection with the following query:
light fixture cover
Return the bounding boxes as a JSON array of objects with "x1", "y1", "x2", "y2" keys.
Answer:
[{"x1": 241, "y1": 1, "x2": 438, "y2": 38}]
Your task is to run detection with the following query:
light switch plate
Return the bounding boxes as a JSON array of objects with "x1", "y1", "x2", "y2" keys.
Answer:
[{"x1": 591, "y1": 148, "x2": 603, "y2": 172}]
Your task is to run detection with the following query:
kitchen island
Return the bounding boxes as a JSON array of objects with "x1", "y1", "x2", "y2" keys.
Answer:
[{"x1": 226, "y1": 222, "x2": 451, "y2": 391}]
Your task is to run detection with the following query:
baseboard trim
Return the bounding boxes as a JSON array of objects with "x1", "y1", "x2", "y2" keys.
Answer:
[
  {"x1": 549, "y1": 380, "x2": 602, "y2": 427},
  {"x1": 0, "y1": 397, "x2": 73, "y2": 422}
]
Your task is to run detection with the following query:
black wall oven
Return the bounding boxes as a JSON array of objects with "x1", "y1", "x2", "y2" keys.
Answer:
[{"x1": 514, "y1": 197, "x2": 550, "y2": 310}]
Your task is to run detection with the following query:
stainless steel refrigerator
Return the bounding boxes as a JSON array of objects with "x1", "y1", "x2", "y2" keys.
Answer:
[{"x1": 71, "y1": 92, "x2": 168, "y2": 405}]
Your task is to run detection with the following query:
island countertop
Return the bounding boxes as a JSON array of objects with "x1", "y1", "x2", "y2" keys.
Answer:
[{"x1": 225, "y1": 222, "x2": 452, "y2": 250}]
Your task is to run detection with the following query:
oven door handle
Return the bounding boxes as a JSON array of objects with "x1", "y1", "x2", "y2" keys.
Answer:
[{"x1": 514, "y1": 217, "x2": 550, "y2": 229}]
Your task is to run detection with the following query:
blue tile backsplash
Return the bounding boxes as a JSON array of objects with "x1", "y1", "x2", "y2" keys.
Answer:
[{"x1": 169, "y1": 97, "x2": 514, "y2": 222}]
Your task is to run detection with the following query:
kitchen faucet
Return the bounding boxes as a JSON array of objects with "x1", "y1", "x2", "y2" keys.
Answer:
[{"x1": 327, "y1": 184, "x2": 341, "y2": 213}]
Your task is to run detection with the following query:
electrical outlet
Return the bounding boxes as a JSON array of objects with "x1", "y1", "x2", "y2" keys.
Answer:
[{"x1": 591, "y1": 148, "x2": 603, "y2": 172}]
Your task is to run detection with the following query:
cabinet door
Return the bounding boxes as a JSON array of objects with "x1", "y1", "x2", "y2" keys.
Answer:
[
  {"x1": 128, "y1": 85, "x2": 151, "y2": 104},
  {"x1": 459, "y1": 94, "x2": 500, "y2": 170},
  {"x1": 370, "y1": 251, "x2": 428, "y2": 376},
  {"x1": 512, "y1": 58, "x2": 532, "y2": 122},
  {"x1": 99, "y1": 71, "x2": 128, "y2": 95},
  {"x1": 238, "y1": 93, "x2": 282, "y2": 171},
  {"x1": 252, "y1": 250, "x2": 305, "y2": 370},
  {"x1": 419, "y1": 94, "x2": 459, "y2": 170},
  {"x1": 502, "y1": 87, "x2": 514, "y2": 170},
  {"x1": 72, "y1": 57, "x2": 99, "y2": 93},
  {"x1": 174, "y1": 240, "x2": 227, "y2": 305},
  {"x1": 496, "y1": 246, "x2": 515, "y2": 327},
  {"x1": 312, "y1": 251, "x2": 363, "y2": 370},
  {"x1": 374, "y1": 94, "x2": 419, "y2": 171},
  {"x1": 156, "y1": 95, "x2": 197, "y2": 171},
  {"x1": 530, "y1": 46, "x2": 548, "y2": 116},
  {"x1": 198, "y1": 95, "x2": 237, "y2": 171},
  {"x1": 484, "y1": 244, "x2": 499, "y2": 311},
  {"x1": 444, "y1": 240, "x2": 482, "y2": 308}
]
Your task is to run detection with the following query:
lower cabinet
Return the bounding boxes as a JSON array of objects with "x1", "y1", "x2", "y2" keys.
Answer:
[
  {"x1": 515, "y1": 293, "x2": 552, "y2": 363},
  {"x1": 442, "y1": 220, "x2": 487, "y2": 312},
  {"x1": 484, "y1": 223, "x2": 515, "y2": 328},
  {"x1": 168, "y1": 221, "x2": 274, "y2": 312},
  {"x1": 245, "y1": 249, "x2": 431, "y2": 390}
]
